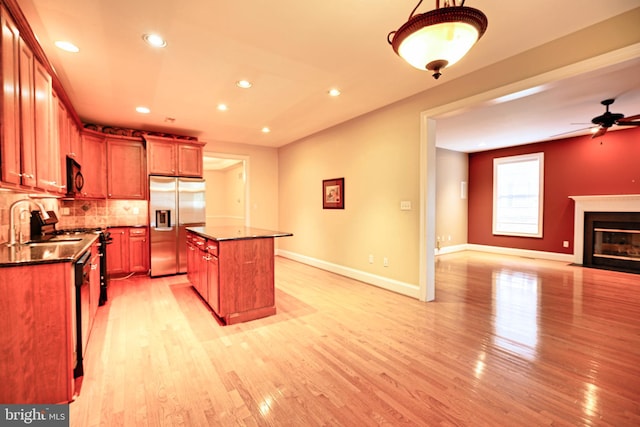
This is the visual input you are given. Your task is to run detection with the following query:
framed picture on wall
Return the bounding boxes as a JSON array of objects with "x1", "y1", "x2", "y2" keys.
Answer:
[{"x1": 323, "y1": 178, "x2": 344, "y2": 209}]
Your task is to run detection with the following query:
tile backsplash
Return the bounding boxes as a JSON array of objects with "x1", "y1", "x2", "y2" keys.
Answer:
[{"x1": 0, "y1": 191, "x2": 147, "y2": 243}]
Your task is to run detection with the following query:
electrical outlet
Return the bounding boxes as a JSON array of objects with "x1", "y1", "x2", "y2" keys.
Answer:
[
  {"x1": 133, "y1": 207, "x2": 140, "y2": 215},
  {"x1": 383, "y1": 257, "x2": 389, "y2": 267},
  {"x1": 61, "y1": 207, "x2": 70, "y2": 215},
  {"x1": 368, "y1": 254, "x2": 374, "y2": 264},
  {"x1": 563, "y1": 241, "x2": 569, "y2": 248},
  {"x1": 400, "y1": 200, "x2": 412, "y2": 210}
]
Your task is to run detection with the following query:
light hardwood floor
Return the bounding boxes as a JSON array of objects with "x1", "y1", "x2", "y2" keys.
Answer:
[{"x1": 70, "y1": 252, "x2": 640, "y2": 426}]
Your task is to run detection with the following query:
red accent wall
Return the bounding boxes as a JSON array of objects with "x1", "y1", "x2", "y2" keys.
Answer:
[{"x1": 468, "y1": 126, "x2": 640, "y2": 254}]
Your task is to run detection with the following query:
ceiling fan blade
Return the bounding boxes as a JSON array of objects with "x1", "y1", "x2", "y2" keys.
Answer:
[
  {"x1": 617, "y1": 114, "x2": 640, "y2": 125},
  {"x1": 550, "y1": 126, "x2": 593, "y2": 138},
  {"x1": 592, "y1": 126, "x2": 608, "y2": 138}
]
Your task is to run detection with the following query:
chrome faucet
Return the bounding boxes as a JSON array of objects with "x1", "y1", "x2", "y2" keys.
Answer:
[{"x1": 8, "y1": 199, "x2": 50, "y2": 246}]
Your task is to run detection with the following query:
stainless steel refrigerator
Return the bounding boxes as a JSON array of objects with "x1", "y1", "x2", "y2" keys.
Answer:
[{"x1": 149, "y1": 176, "x2": 206, "y2": 277}]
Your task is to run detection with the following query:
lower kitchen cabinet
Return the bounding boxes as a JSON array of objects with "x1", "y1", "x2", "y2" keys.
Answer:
[
  {"x1": 186, "y1": 230, "x2": 278, "y2": 325},
  {"x1": 107, "y1": 227, "x2": 149, "y2": 276},
  {"x1": 0, "y1": 261, "x2": 74, "y2": 403}
]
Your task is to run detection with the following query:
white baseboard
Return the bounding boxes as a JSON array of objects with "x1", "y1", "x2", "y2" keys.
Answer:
[
  {"x1": 276, "y1": 245, "x2": 573, "y2": 300},
  {"x1": 461, "y1": 244, "x2": 575, "y2": 263},
  {"x1": 276, "y1": 249, "x2": 420, "y2": 299}
]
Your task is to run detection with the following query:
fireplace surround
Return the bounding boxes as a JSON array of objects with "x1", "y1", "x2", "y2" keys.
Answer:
[{"x1": 570, "y1": 195, "x2": 640, "y2": 274}]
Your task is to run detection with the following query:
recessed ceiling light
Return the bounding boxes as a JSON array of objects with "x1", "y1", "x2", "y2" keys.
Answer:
[
  {"x1": 143, "y1": 33, "x2": 167, "y2": 48},
  {"x1": 136, "y1": 106, "x2": 150, "y2": 114},
  {"x1": 236, "y1": 80, "x2": 252, "y2": 89},
  {"x1": 261, "y1": 127, "x2": 271, "y2": 133},
  {"x1": 217, "y1": 104, "x2": 228, "y2": 111},
  {"x1": 328, "y1": 88, "x2": 341, "y2": 97},
  {"x1": 54, "y1": 41, "x2": 79, "y2": 53}
]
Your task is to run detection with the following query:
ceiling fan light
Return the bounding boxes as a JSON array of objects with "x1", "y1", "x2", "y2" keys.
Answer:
[{"x1": 389, "y1": 5, "x2": 488, "y2": 79}]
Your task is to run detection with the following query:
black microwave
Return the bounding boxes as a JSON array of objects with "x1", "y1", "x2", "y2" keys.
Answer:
[{"x1": 66, "y1": 156, "x2": 85, "y2": 196}]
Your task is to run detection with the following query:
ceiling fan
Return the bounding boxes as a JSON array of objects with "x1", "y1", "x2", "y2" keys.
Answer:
[{"x1": 589, "y1": 98, "x2": 640, "y2": 138}]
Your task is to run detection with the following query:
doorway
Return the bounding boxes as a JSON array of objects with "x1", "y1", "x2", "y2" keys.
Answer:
[{"x1": 202, "y1": 154, "x2": 249, "y2": 227}]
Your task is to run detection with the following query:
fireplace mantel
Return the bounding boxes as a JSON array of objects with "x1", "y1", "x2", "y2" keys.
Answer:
[{"x1": 569, "y1": 194, "x2": 640, "y2": 264}]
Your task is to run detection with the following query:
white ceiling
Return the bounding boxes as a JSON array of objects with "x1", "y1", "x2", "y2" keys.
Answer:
[{"x1": 16, "y1": 0, "x2": 640, "y2": 152}]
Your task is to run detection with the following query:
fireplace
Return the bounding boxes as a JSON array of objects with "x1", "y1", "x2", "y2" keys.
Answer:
[
  {"x1": 583, "y1": 212, "x2": 640, "y2": 274},
  {"x1": 570, "y1": 195, "x2": 640, "y2": 274}
]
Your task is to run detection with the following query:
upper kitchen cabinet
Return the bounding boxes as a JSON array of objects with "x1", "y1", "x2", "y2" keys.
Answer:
[
  {"x1": 0, "y1": 8, "x2": 22, "y2": 187},
  {"x1": 80, "y1": 130, "x2": 106, "y2": 199},
  {"x1": 18, "y1": 37, "x2": 37, "y2": 188},
  {"x1": 145, "y1": 135, "x2": 204, "y2": 177},
  {"x1": 106, "y1": 137, "x2": 146, "y2": 199},
  {"x1": 34, "y1": 60, "x2": 63, "y2": 194}
]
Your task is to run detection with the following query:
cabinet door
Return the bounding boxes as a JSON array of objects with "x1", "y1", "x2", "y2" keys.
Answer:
[
  {"x1": 107, "y1": 228, "x2": 128, "y2": 275},
  {"x1": 107, "y1": 139, "x2": 146, "y2": 199},
  {"x1": 34, "y1": 60, "x2": 58, "y2": 192},
  {"x1": 129, "y1": 228, "x2": 149, "y2": 273},
  {"x1": 147, "y1": 139, "x2": 176, "y2": 175},
  {"x1": 177, "y1": 143, "x2": 203, "y2": 177},
  {"x1": 18, "y1": 37, "x2": 36, "y2": 188},
  {"x1": 207, "y1": 255, "x2": 219, "y2": 314},
  {"x1": 80, "y1": 132, "x2": 106, "y2": 198},
  {"x1": 197, "y1": 248, "x2": 208, "y2": 301},
  {"x1": 1, "y1": 10, "x2": 21, "y2": 185},
  {"x1": 89, "y1": 244, "x2": 100, "y2": 332}
]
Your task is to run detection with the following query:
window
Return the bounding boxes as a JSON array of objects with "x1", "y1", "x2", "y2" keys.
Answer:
[{"x1": 493, "y1": 152, "x2": 544, "y2": 237}]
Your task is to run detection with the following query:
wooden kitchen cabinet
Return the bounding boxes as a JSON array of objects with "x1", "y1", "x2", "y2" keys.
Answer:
[
  {"x1": 129, "y1": 227, "x2": 149, "y2": 273},
  {"x1": 206, "y1": 241, "x2": 219, "y2": 313},
  {"x1": 145, "y1": 135, "x2": 204, "y2": 177},
  {"x1": 107, "y1": 227, "x2": 149, "y2": 276},
  {"x1": 107, "y1": 227, "x2": 127, "y2": 275},
  {"x1": 147, "y1": 137, "x2": 176, "y2": 175},
  {"x1": 0, "y1": 261, "x2": 74, "y2": 403},
  {"x1": 80, "y1": 131, "x2": 106, "y2": 198},
  {"x1": 177, "y1": 143, "x2": 203, "y2": 177},
  {"x1": 89, "y1": 241, "x2": 101, "y2": 332},
  {"x1": 106, "y1": 137, "x2": 146, "y2": 199},
  {"x1": 18, "y1": 38, "x2": 37, "y2": 188},
  {"x1": 34, "y1": 59, "x2": 63, "y2": 193},
  {"x1": 1, "y1": 8, "x2": 22, "y2": 186}
]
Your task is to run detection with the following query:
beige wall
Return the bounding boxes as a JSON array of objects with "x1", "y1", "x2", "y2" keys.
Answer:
[
  {"x1": 204, "y1": 163, "x2": 245, "y2": 227},
  {"x1": 436, "y1": 148, "x2": 468, "y2": 250},
  {"x1": 278, "y1": 103, "x2": 421, "y2": 285},
  {"x1": 202, "y1": 141, "x2": 279, "y2": 230}
]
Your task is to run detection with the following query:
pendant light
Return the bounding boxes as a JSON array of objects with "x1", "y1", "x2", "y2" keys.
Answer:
[{"x1": 388, "y1": 0, "x2": 488, "y2": 79}]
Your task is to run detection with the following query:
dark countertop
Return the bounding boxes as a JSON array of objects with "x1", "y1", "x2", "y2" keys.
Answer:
[
  {"x1": 187, "y1": 226, "x2": 293, "y2": 241},
  {"x1": 0, "y1": 234, "x2": 99, "y2": 267}
]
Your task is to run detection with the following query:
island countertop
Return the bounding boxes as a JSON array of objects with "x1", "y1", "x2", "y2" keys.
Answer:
[{"x1": 186, "y1": 226, "x2": 293, "y2": 241}]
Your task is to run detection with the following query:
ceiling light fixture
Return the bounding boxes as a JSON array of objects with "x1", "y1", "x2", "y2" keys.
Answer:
[
  {"x1": 261, "y1": 127, "x2": 271, "y2": 133},
  {"x1": 136, "y1": 106, "x2": 151, "y2": 114},
  {"x1": 387, "y1": 0, "x2": 487, "y2": 79},
  {"x1": 217, "y1": 104, "x2": 228, "y2": 111},
  {"x1": 143, "y1": 33, "x2": 167, "y2": 48},
  {"x1": 54, "y1": 41, "x2": 79, "y2": 53},
  {"x1": 236, "y1": 80, "x2": 252, "y2": 89},
  {"x1": 328, "y1": 88, "x2": 341, "y2": 97}
]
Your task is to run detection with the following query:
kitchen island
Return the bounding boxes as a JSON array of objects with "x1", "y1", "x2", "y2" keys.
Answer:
[{"x1": 186, "y1": 226, "x2": 292, "y2": 325}]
